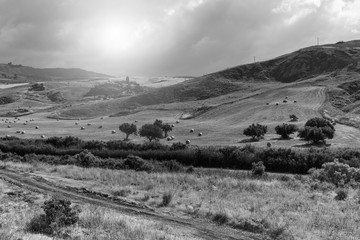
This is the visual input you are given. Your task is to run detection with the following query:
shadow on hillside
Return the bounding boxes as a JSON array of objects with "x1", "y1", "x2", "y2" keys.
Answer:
[
  {"x1": 292, "y1": 142, "x2": 331, "y2": 148},
  {"x1": 269, "y1": 137, "x2": 293, "y2": 141}
]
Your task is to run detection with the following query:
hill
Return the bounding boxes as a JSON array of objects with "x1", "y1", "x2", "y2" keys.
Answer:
[
  {"x1": 119, "y1": 40, "x2": 360, "y2": 107},
  {"x1": 0, "y1": 63, "x2": 111, "y2": 82}
]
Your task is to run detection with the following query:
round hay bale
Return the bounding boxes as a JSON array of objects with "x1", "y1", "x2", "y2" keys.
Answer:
[
  {"x1": 171, "y1": 136, "x2": 174, "y2": 139},
  {"x1": 41, "y1": 135, "x2": 46, "y2": 139},
  {"x1": 111, "y1": 130, "x2": 116, "y2": 134},
  {"x1": 275, "y1": 103, "x2": 279, "y2": 106},
  {"x1": 23, "y1": 123, "x2": 27, "y2": 125},
  {"x1": 35, "y1": 126, "x2": 39, "y2": 129},
  {"x1": 294, "y1": 100, "x2": 297, "y2": 103},
  {"x1": 100, "y1": 117, "x2": 104, "y2": 120},
  {"x1": 7, "y1": 125, "x2": 11, "y2": 128},
  {"x1": 185, "y1": 140, "x2": 191, "y2": 144},
  {"x1": 6, "y1": 135, "x2": 10, "y2": 138},
  {"x1": 190, "y1": 129, "x2": 194, "y2": 133},
  {"x1": 267, "y1": 142, "x2": 272, "y2": 148},
  {"x1": 134, "y1": 120, "x2": 138, "y2": 123},
  {"x1": 176, "y1": 120, "x2": 180, "y2": 123},
  {"x1": 16, "y1": 130, "x2": 20, "y2": 133},
  {"x1": 98, "y1": 125, "x2": 103, "y2": 129},
  {"x1": 87, "y1": 123, "x2": 91, "y2": 126},
  {"x1": 167, "y1": 136, "x2": 172, "y2": 141},
  {"x1": 75, "y1": 122, "x2": 79, "y2": 125},
  {"x1": 171, "y1": 124, "x2": 175, "y2": 127},
  {"x1": 283, "y1": 100, "x2": 287, "y2": 103},
  {"x1": 81, "y1": 127, "x2": 85, "y2": 130},
  {"x1": 198, "y1": 132, "x2": 202, "y2": 136},
  {"x1": 21, "y1": 131, "x2": 25, "y2": 134}
]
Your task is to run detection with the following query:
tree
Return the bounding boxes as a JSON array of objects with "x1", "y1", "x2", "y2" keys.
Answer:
[
  {"x1": 153, "y1": 119, "x2": 172, "y2": 137},
  {"x1": 289, "y1": 114, "x2": 298, "y2": 122},
  {"x1": 161, "y1": 123, "x2": 172, "y2": 137},
  {"x1": 298, "y1": 117, "x2": 335, "y2": 143},
  {"x1": 275, "y1": 123, "x2": 298, "y2": 139},
  {"x1": 243, "y1": 123, "x2": 267, "y2": 140},
  {"x1": 139, "y1": 124, "x2": 163, "y2": 142},
  {"x1": 119, "y1": 123, "x2": 137, "y2": 140}
]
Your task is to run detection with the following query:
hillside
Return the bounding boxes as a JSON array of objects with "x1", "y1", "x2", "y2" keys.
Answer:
[
  {"x1": 0, "y1": 63, "x2": 111, "y2": 82},
  {"x1": 119, "y1": 40, "x2": 360, "y2": 107}
]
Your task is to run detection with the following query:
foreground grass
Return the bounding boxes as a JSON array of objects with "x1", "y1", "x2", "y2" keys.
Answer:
[{"x1": 2, "y1": 160, "x2": 360, "y2": 239}]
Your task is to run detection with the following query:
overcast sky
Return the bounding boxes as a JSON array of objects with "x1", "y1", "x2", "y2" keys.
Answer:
[{"x1": 0, "y1": 0, "x2": 359, "y2": 76}]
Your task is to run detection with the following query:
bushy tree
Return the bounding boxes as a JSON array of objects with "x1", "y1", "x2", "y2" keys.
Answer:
[
  {"x1": 161, "y1": 123, "x2": 173, "y2": 137},
  {"x1": 289, "y1": 114, "x2": 298, "y2": 122},
  {"x1": 153, "y1": 119, "x2": 172, "y2": 137},
  {"x1": 275, "y1": 123, "x2": 298, "y2": 139},
  {"x1": 139, "y1": 124, "x2": 163, "y2": 142},
  {"x1": 243, "y1": 123, "x2": 267, "y2": 140},
  {"x1": 298, "y1": 117, "x2": 335, "y2": 143},
  {"x1": 119, "y1": 123, "x2": 137, "y2": 140}
]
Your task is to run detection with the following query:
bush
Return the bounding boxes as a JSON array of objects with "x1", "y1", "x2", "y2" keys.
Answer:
[
  {"x1": 170, "y1": 142, "x2": 187, "y2": 151},
  {"x1": 275, "y1": 123, "x2": 298, "y2": 139},
  {"x1": 252, "y1": 161, "x2": 265, "y2": 176},
  {"x1": 119, "y1": 123, "x2": 137, "y2": 140},
  {"x1": 298, "y1": 117, "x2": 335, "y2": 143},
  {"x1": 335, "y1": 189, "x2": 348, "y2": 200},
  {"x1": 76, "y1": 149, "x2": 97, "y2": 168},
  {"x1": 123, "y1": 155, "x2": 153, "y2": 172},
  {"x1": 160, "y1": 192, "x2": 172, "y2": 207},
  {"x1": 162, "y1": 160, "x2": 184, "y2": 172},
  {"x1": 289, "y1": 114, "x2": 298, "y2": 122},
  {"x1": 27, "y1": 197, "x2": 80, "y2": 235},
  {"x1": 243, "y1": 123, "x2": 267, "y2": 140},
  {"x1": 310, "y1": 159, "x2": 360, "y2": 186}
]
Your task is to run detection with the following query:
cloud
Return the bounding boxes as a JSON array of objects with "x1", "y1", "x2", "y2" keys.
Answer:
[{"x1": 0, "y1": 0, "x2": 359, "y2": 76}]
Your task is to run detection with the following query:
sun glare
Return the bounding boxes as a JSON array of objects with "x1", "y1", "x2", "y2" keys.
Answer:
[{"x1": 94, "y1": 22, "x2": 134, "y2": 55}]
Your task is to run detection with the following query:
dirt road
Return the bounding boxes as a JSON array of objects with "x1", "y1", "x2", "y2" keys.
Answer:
[{"x1": 0, "y1": 169, "x2": 263, "y2": 240}]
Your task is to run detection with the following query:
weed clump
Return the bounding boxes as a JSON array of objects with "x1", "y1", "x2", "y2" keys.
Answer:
[
  {"x1": 27, "y1": 196, "x2": 80, "y2": 235},
  {"x1": 252, "y1": 161, "x2": 265, "y2": 177},
  {"x1": 160, "y1": 192, "x2": 172, "y2": 207},
  {"x1": 335, "y1": 189, "x2": 348, "y2": 201}
]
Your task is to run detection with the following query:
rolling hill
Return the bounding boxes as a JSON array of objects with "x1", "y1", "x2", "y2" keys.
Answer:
[{"x1": 0, "y1": 63, "x2": 111, "y2": 82}]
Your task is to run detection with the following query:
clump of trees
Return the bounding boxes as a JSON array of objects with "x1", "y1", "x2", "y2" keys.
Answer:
[
  {"x1": 139, "y1": 124, "x2": 163, "y2": 142},
  {"x1": 29, "y1": 83, "x2": 45, "y2": 91},
  {"x1": 119, "y1": 123, "x2": 137, "y2": 140},
  {"x1": 153, "y1": 119, "x2": 173, "y2": 137},
  {"x1": 275, "y1": 123, "x2": 298, "y2": 139},
  {"x1": 243, "y1": 123, "x2": 267, "y2": 140},
  {"x1": 298, "y1": 117, "x2": 335, "y2": 143}
]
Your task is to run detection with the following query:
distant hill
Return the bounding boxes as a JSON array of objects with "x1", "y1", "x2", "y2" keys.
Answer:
[
  {"x1": 123, "y1": 40, "x2": 360, "y2": 106},
  {"x1": 0, "y1": 63, "x2": 111, "y2": 81}
]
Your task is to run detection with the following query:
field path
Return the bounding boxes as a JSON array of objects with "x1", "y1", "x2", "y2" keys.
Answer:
[{"x1": 0, "y1": 169, "x2": 262, "y2": 240}]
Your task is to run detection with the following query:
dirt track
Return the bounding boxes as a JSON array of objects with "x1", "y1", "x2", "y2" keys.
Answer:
[{"x1": 0, "y1": 169, "x2": 263, "y2": 240}]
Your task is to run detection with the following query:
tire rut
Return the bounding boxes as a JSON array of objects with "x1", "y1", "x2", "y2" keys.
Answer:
[{"x1": 0, "y1": 169, "x2": 263, "y2": 240}]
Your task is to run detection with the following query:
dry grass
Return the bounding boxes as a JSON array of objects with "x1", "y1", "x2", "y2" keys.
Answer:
[{"x1": 3, "y1": 160, "x2": 360, "y2": 239}]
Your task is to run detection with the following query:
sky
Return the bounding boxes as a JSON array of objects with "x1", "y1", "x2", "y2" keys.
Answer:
[{"x1": 0, "y1": 0, "x2": 359, "y2": 77}]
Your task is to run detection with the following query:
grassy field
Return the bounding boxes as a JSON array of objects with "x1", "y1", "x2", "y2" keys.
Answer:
[{"x1": 1, "y1": 160, "x2": 360, "y2": 239}]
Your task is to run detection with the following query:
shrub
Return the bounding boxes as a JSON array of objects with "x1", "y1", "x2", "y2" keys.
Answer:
[
  {"x1": 298, "y1": 117, "x2": 335, "y2": 143},
  {"x1": 76, "y1": 149, "x2": 97, "y2": 168},
  {"x1": 170, "y1": 142, "x2": 187, "y2": 151},
  {"x1": 211, "y1": 212, "x2": 229, "y2": 225},
  {"x1": 160, "y1": 192, "x2": 172, "y2": 207},
  {"x1": 162, "y1": 160, "x2": 183, "y2": 172},
  {"x1": 123, "y1": 155, "x2": 153, "y2": 172},
  {"x1": 335, "y1": 189, "x2": 348, "y2": 200},
  {"x1": 289, "y1": 114, "x2": 298, "y2": 122},
  {"x1": 275, "y1": 123, "x2": 298, "y2": 139},
  {"x1": 310, "y1": 159, "x2": 360, "y2": 186},
  {"x1": 27, "y1": 197, "x2": 80, "y2": 235},
  {"x1": 252, "y1": 161, "x2": 265, "y2": 176},
  {"x1": 243, "y1": 123, "x2": 267, "y2": 140}
]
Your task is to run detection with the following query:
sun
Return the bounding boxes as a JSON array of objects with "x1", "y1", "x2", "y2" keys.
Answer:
[{"x1": 93, "y1": 22, "x2": 135, "y2": 55}]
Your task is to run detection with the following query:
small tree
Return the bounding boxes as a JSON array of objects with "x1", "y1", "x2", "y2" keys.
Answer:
[
  {"x1": 243, "y1": 123, "x2": 267, "y2": 140},
  {"x1": 275, "y1": 123, "x2": 298, "y2": 139},
  {"x1": 139, "y1": 124, "x2": 163, "y2": 142},
  {"x1": 161, "y1": 123, "x2": 173, "y2": 137},
  {"x1": 298, "y1": 117, "x2": 335, "y2": 143},
  {"x1": 153, "y1": 119, "x2": 163, "y2": 128},
  {"x1": 119, "y1": 123, "x2": 137, "y2": 140},
  {"x1": 289, "y1": 114, "x2": 298, "y2": 122}
]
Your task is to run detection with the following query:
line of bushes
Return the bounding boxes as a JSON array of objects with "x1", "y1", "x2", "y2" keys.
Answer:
[{"x1": 2, "y1": 136, "x2": 360, "y2": 174}]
